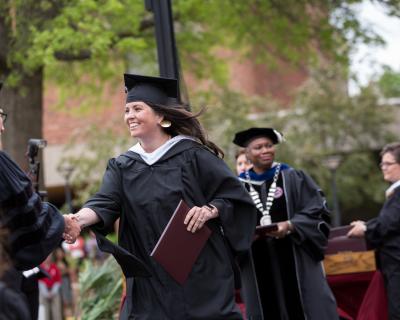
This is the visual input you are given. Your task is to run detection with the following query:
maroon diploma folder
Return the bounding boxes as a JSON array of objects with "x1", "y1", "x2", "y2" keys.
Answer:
[
  {"x1": 254, "y1": 223, "x2": 279, "y2": 239},
  {"x1": 150, "y1": 200, "x2": 212, "y2": 285},
  {"x1": 325, "y1": 225, "x2": 369, "y2": 255}
]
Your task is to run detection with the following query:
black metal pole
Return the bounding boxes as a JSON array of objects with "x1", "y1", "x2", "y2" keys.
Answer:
[
  {"x1": 64, "y1": 177, "x2": 73, "y2": 213},
  {"x1": 59, "y1": 165, "x2": 74, "y2": 213},
  {"x1": 331, "y1": 169, "x2": 341, "y2": 226},
  {"x1": 144, "y1": 0, "x2": 182, "y2": 102}
]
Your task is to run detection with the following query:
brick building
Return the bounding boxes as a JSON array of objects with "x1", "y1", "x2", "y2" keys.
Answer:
[{"x1": 43, "y1": 53, "x2": 308, "y2": 206}]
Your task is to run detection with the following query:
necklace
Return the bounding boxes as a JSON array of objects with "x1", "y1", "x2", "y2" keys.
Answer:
[{"x1": 245, "y1": 163, "x2": 281, "y2": 226}]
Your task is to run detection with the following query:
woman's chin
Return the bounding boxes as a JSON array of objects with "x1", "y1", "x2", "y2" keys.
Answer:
[{"x1": 129, "y1": 131, "x2": 139, "y2": 138}]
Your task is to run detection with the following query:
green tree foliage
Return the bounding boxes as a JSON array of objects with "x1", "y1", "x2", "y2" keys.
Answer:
[
  {"x1": 1, "y1": 0, "x2": 399, "y2": 211},
  {"x1": 2, "y1": 0, "x2": 399, "y2": 84},
  {"x1": 0, "y1": 0, "x2": 153, "y2": 163},
  {"x1": 257, "y1": 73, "x2": 396, "y2": 222},
  {"x1": 60, "y1": 120, "x2": 131, "y2": 207},
  {"x1": 377, "y1": 66, "x2": 400, "y2": 97}
]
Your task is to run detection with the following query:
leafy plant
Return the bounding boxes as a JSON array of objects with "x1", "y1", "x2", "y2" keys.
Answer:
[{"x1": 79, "y1": 255, "x2": 123, "y2": 320}]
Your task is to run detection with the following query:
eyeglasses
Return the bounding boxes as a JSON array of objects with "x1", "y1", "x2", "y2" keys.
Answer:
[
  {"x1": 0, "y1": 111, "x2": 7, "y2": 124},
  {"x1": 379, "y1": 161, "x2": 398, "y2": 168}
]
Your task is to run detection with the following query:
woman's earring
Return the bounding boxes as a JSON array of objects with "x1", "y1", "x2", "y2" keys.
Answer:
[{"x1": 160, "y1": 120, "x2": 172, "y2": 128}]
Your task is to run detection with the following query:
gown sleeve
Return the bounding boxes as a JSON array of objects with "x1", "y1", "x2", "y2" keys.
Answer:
[
  {"x1": 83, "y1": 158, "x2": 122, "y2": 233},
  {"x1": 286, "y1": 170, "x2": 331, "y2": 261},
  {"x1": 365, "y1": 190, "x2": 400, "y2": 248},
  {"x1": 188, "y1": 148, "x2": 257, "y2": 253},
  {"x1": 0, "y1": 151, "x2": 65, "y2": 270},
  {"x1": 83, "y1": 158, "x2": 151, "y2": 278}
]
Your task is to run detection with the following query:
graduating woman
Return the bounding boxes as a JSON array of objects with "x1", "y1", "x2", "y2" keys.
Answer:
[
  {"x1": 233, "y1": 128, "x2": 338, "y2": 320},
  {"x1": 64, "y1": 74, "x2": 257, "y2": 319}
]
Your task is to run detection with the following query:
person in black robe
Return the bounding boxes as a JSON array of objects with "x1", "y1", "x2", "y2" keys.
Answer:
[
  {"x1": 0, "y1": 217, "x2": 30, "y2": 320},
  {"x1": 63, "y1": 74, "x2": 257, "y2": 319},
  {"x1": 348, "y1": 142, "x2": 400, "y2": 320},
  {"x1": 0, "y1": 81, "x2": 80, "y2": 319},
  {"x1": 233, "y1": 127, "x2": 338, "y2": 320},
  {"x1": 0, "y1": 149, "x2": 80, "y2": 320}
]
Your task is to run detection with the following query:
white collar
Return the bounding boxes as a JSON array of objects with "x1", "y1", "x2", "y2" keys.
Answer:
[
  {"x1": 129, "y1": 135, "x2": 194, "y2": 165},
  {"x1": 386, "y1": 180, "x2": 400, "y2": 198}
]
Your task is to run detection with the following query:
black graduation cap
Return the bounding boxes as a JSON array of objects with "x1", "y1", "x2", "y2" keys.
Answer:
[
  {"x1": 92, "y1": 230, "x2": 152, "y2": 278},
  {"x1": 124, "y1": 74, "x2": 178, "y2": 106},
  {"x1": 233, "y1": 127, "x2": 284, "y2": 147}
]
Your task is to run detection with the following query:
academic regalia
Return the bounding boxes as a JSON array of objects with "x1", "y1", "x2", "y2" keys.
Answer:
[
  {"x1": 0, "y1": 150, "x2": 65, "y2": 270},
  {"x1": 0, "y1": 280, "x2": 31, "y2": 320},
  {"x1": 84, "y1": 139, "x2": 257, "y2": 320},
  {"x1": 238, "y1": 167, "x2": 338, "y2": 320},
  {"x1": 365, "y1": 184, "x2": 400, "y2": 319}
]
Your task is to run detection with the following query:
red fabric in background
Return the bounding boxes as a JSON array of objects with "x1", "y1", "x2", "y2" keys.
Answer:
[
  {"x1": 356, "y1": 271, "x2": 388, "y2": 320},
  {"x1": 39, "y1": 262, "x2": 61, "y2": 289},
  {"x1": 327, "y1": 271, "x2": 387, "y2": 320}
]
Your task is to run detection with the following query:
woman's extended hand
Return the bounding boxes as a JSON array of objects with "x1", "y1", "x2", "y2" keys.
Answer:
[
  {"x1": 62, "y1": 208, "x2": 100, "y2": 243},
  {"x1": 184, "y1": 205, "x2": 218, "y2": 233}
]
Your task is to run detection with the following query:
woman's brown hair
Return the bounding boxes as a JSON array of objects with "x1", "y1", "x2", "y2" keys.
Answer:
[
  {"x1": 235, "y1": 149, "x2": 246, "y2": 160},
  {"x1": 150, "y1": 103, "x2": 224, "y2": 158},
  {"x1": 380, "y1": 142, "x2": 400, "y2": 164}
]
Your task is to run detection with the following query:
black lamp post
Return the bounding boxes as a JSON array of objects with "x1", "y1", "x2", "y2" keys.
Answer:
[
  {"x1": 58, "y1": 164, "x2": 74, "y2": 213},
  {"x1": 323, "y1": 155, "x2": 342, "y2": 227},
  {"x1": 144, "y1": 0, "x2": 186, "y2": 106}
]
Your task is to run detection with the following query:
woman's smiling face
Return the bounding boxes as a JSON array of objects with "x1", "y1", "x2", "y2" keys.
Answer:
[{"x1": 124, "y1": 101, "x2": 163, "y2": 139}]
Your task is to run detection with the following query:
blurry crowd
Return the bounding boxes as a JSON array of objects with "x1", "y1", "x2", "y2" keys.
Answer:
[{"x1": 37, "y1": 232, "x2": 105, "y2": 320}]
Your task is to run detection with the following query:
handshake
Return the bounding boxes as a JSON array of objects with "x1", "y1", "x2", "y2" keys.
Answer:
[
  {"x1": 63, "y1": 214, "x2": 81, "y2": 244},
  {"x1": 62, "y1": 208, "x2": 100, "y2": 243}
]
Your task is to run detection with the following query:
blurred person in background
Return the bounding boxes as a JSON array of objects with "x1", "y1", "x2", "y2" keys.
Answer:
[
  {"x1": 39, "y1": 253, "x2": 63, "y2": 320},
  {"x1": 85, "y1": 230, "x2": 106, "y2": 263},
  {"x1": 235, "y1": 149, "x2": 252, "y2": 175},
  {"x1": 348, "y1": 142, "x2": 400, "y2": 320},
  {"x1": 62, "y1": 234, "x2": 86, "y2": 282},
  {"x1": 54, "y1": 247, "x2": 74, "y2": 318}
]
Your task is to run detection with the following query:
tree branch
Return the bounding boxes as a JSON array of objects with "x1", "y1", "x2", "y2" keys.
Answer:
[
  {"x1": 54, "y1": 50, "x2": 92, "y2": 61},
  {"x1": 54, "y1": 16, "x2": 155, "y2": 62}
]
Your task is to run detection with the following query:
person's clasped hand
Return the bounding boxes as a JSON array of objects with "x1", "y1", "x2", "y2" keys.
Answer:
[
  {"x1": 347, "y1": 220, "x2": 367, "y2": 238},
  {"x1": 267, "y1": 220, "x2": 294, "y2": 239},
  {"x1": 62, "y1": 214, "x2": 81, "y2": 244},
  {"x1": 184, "y1": 205, "x2": 218, "y2": 233}
]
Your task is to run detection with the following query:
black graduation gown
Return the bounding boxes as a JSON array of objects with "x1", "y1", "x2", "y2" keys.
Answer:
[
  {"x1": 0, "y1": 151, "x2": 64, "y2": 269},
  {"x1": 84, "y1": 139, "x2": 257, "y2": 320},
  {"x1": 239, "y1": 169, "x2": 338, "y2": 320},
  {"x1": 0, "y1": 151, "x2": 64, "y2": 320},
  {"x1": 0, "y1": 281, "x2": 30, "y2": 320},
  {"x1": 365, "y1": 186, "x2": 400, "y2": 319}
]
